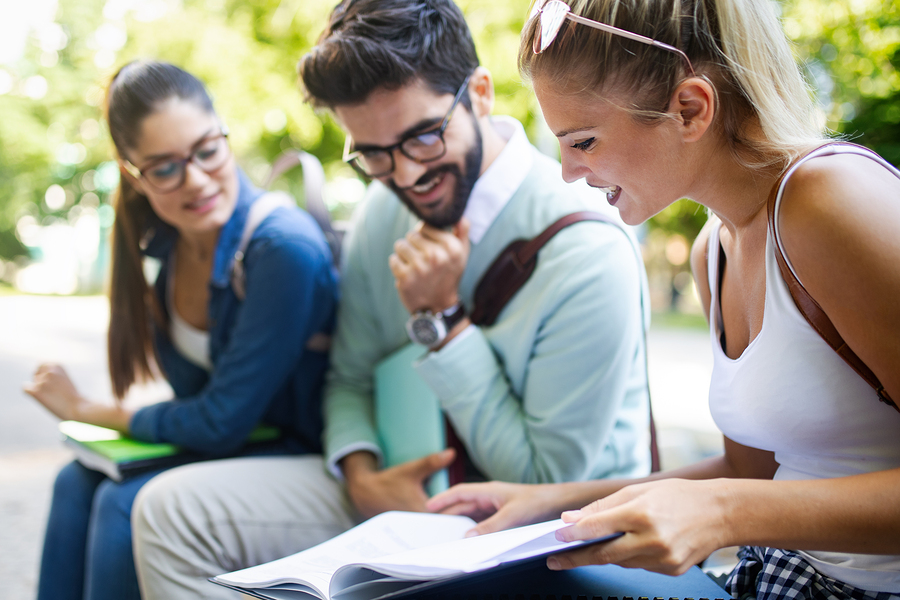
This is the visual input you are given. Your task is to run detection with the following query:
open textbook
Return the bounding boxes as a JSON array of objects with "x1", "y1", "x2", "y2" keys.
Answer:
[{"x1": 211, "y1": 511, "x2": 621, "y2": 600}]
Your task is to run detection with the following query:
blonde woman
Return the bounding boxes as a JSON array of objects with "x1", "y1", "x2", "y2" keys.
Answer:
[{"x1": 428, "y1": 0, "x2": 900, "y2": 597}]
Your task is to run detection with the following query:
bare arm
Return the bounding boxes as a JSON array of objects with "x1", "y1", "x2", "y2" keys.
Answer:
[
  {"x1": 427, "y1": 437, "x2": 776, "y2": 535},
  {"x1": 553, "y1": 466, "x2": 900, "y2": 575},
  {"x1": 23, "y1": 364, "x2": 133, "y2": 432}
]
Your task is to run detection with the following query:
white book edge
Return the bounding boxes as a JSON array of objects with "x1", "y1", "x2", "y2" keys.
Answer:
[{"x1": 62, "y1": 437, "x2": 123, "y2": 482}]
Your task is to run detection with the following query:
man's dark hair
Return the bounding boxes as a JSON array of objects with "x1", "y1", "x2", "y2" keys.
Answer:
[{"x1": 299, "y1": 0, "x2": 479, "y2": 109}]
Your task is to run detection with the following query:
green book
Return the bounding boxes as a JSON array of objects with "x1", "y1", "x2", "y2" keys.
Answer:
[
  {"x1": 374, "y1": 343, "x2": 449, "y2": 496},
  {"x1": 59, "y1": 420, "x2": 281, "y2": 482}
]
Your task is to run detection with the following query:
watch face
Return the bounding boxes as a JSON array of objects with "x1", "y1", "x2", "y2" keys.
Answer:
[{"x1": 410, "y1": 318, "x2": 440, "y2": 346}]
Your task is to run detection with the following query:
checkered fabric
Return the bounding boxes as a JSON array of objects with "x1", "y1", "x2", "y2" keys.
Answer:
[{"x1": 726, "y1": 546, "x2": 900, "y2": 600}]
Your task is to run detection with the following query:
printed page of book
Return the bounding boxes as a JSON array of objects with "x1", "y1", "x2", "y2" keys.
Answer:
[
  {"x1": 212, "y1": 511, "x2": 476, "y2": 595},
  {"x1": 337, "y1": 519, "x2": 574, "y2": 581}
]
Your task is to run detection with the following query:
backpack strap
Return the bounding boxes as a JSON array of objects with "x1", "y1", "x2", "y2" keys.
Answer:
[
  {"x1": 471, "y1": 211, "x2": 661, "y2": 472},
  {"x1": 265, "y1": 149, "x2": 343, "y2": 266},
  {"x1": 766, "y1": 142, "x2": 897, "y2": 412},
  {"x1": 230, "y1": 192, "x2": 294, "y2": 301},
  {"x1": 470, "y1": 211, "x2": 615, "y2": 326},
  {"x1": 230, "y1": 192, "x2": 332, "y2": 354}
]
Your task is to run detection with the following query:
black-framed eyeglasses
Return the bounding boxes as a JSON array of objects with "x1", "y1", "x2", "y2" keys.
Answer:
[
  {"x1": 529, "y1": 0, "x2": 695, "y2": 77},
  {"x1": 122, "y1": 127, "x2": 231, "y2": 193},
  {"x1": 343, "y1": 75, "x2": 472, "y2": 178}
]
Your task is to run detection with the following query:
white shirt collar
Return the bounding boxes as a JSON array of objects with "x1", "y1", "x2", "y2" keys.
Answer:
[{"x1": 463, "y1": 116, "x2": 533, "y2": 245}]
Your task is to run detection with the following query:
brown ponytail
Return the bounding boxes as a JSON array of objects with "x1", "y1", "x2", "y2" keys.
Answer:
[
  {"x1": 107, "y1": 174, "x2": 165, "y2": 399},
  {"x1": 104, "y1": 60, "x2": 215, "y2": 399}
]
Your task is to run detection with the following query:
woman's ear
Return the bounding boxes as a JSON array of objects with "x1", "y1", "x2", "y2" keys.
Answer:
[
  {"x1": 468, "y1": 66, "x2": 495, "y2": 119},
  {"x1": 668, "y1": 76, "x2": 715, "y2": 143},
  {"x1": 118, "y1": 160, "x2": 147, "y2": 196}
]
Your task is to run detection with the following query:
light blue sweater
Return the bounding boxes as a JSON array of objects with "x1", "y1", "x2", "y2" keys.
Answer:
[{"x1": 325, "y1": 147, "x2": 651, "y2": 484}]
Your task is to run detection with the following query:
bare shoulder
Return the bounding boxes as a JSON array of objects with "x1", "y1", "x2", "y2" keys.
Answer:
[
  {"x1": 778, "y1": 151, "x2": 900, "y2": 399},
  {"x1": 690, "y1": 217, "x2": 717, "y2": 323},
  {"x1": 778, "y1": 152, "x2": 900, "y2": 282},
  {"x1": 781, "y1": 152, "x2": 899, "y2": 218}
]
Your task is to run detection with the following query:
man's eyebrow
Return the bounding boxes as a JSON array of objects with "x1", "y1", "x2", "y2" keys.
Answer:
[
  {"x1": 352, "y1": 117, "x2": 443, "y2": 151},
  {"x1": 141, "y1": 127, "x2": 218, "y2": 162}
]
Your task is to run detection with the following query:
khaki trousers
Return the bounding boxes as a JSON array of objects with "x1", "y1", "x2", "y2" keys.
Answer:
[{"x1": 132, "y1": 455, "x2": 360, "y2": 600}]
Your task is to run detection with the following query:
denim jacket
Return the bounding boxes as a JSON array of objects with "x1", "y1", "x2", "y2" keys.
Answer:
[{"x1": 129, "y1": 170, "x2": 338, "y2": 456}]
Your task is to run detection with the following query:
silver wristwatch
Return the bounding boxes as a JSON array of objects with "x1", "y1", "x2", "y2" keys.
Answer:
[{"x1": 405, "y1": 303, "x2": 467, "y2": 348}]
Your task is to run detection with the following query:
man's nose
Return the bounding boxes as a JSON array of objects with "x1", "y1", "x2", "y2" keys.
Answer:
[{"x1": 390, "y1": 150, "x2": 430, "y2": 189}]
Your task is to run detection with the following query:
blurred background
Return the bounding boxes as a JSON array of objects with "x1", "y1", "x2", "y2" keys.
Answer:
[
  {"x1": 1, "y1": 0, "x2": 897, "y2": 302},
  {"x1": 0, "y1": 0, "x2": 898, "y2": 596}
]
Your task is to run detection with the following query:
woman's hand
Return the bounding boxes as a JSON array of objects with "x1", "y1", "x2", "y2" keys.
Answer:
[
  {"x1": 23, "y1": 363, "x2": 88, "y2": 421},
  {"x1": 550, "y1": 478, "x2": 730, "y2": 576},
  {"x1": 23, "y1": 363, "x2": 133, "y2": 431},
  {"x1": 427, "y1": 481, "x2": 569, "y2": 536}
]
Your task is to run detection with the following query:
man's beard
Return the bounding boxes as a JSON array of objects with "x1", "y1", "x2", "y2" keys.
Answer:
[{"x1": 390, "y1": 120, "x2": 483, "y2": 229}]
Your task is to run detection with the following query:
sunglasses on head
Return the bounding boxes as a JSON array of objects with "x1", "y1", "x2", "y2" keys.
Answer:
[{"x1": 528, "y1": 0, "x2": 695, "y2": 76}]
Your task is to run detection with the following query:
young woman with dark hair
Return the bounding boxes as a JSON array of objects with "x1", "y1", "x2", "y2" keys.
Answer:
[
  {"x1": 23, "y1": 60, "x2": 338, "y2": 600},
  {"x1": 429, "y1": 0, "x2": 900, "y2": 597}
]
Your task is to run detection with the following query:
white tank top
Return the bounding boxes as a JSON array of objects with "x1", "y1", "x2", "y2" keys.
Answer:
[{"x1": 706, "y1": 144, "x2": 900, "y2": 592}]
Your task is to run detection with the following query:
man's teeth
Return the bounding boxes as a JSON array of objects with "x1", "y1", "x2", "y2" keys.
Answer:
[{"x1": 412, "y1": 174, "x2": 442, "y2": 194}]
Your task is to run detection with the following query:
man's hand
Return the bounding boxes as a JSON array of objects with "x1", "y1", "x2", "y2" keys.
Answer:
[
  {"x1": 389, "y1": 218, "x2": 471, "y2": 314},
  {"x1": 342, "y1": 449, "x2": 456, "y2": 519}
]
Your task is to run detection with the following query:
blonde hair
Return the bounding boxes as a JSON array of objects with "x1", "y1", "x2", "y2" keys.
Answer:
[{"x1": 519, "y1": 0, "x2": 825, "y2": 171}]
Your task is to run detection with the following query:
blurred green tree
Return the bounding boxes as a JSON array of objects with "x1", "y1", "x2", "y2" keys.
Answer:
[
  {"x1": 0, "y1": 0, "x2": 897, "y2": 289},
  {"x1": 783, "y1": 0, "x2": 900, "y2": 165}
]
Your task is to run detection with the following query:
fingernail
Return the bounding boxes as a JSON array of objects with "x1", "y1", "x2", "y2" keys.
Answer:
[
  {"x1": 465, "y1": 529, "x2": 480, "y2": 538},
  {"x1": 547, "y1": 557, "x2": 560, "y2": 570},
  {"x1": 561, "y1": 510, "x2": 582, "y2": 521}
]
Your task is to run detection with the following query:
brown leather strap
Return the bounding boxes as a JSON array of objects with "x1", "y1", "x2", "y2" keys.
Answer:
[
  {"x1": 470, "y1": 212, "x2": 613, "y2": 327},
  {"x1": 766, "y1": 142, "x2": 897, "y2": 412},
  {"x1": 470, "y1": 210, "x2": 662, "y2": 472},
  {"x1": 516, "y1": 211, "x2": 614, "y2": 263}
]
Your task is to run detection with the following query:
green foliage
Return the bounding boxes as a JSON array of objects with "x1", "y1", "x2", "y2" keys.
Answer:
[
  {"x1": 0, "y1": 0, "x2": 897, "y2": 269},
  {"x1": 782, "y1": 0, "x2": 900, "y2": 165}
]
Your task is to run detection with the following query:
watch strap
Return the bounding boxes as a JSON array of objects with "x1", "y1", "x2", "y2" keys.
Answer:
[{"x1": 439, "y1": 302, "x2": 467, "y2": 331}]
